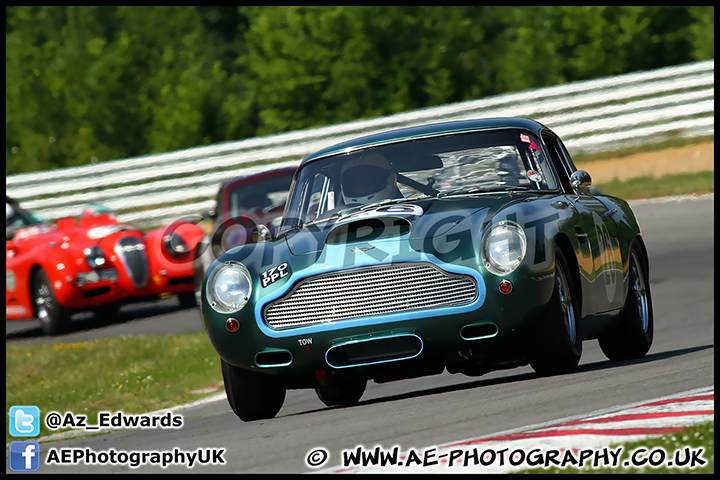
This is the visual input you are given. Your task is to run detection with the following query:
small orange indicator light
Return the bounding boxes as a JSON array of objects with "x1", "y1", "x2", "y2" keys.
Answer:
[
  {"x1": 226, "y1": 318, "x2": 240, "y2": 332},
  {"x1": 499, "y1": 279, "x2": 513, "y2": 294}
]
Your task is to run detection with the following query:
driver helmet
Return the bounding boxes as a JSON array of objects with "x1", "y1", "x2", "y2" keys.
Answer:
[
  {"x1": 340, "y1": 154, "x2": 397, "y2": 205},
  {"x1": 81, "y1": 203, "x2": 113, "y2": 218}
]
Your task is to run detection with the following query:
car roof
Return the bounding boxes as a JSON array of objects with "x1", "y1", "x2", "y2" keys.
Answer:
[
  {"x1": 302, "y1": 117, "x2": 548, "y2": 164},
  {"x1": 219, "y1": 166, "x2": 296, "y2": 193}
]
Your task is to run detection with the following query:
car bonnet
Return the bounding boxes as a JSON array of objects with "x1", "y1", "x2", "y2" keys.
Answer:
[{"x1": 283, "y1": 196, "x2": 525, "y2": 256}]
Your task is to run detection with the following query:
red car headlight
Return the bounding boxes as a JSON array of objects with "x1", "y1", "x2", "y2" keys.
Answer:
[
  {"x1": 163, "y1": 232, "x2": 188, "y2": 256},
  {"x1": 83, "y1": 246, "x2": 106, "y2": 269}
]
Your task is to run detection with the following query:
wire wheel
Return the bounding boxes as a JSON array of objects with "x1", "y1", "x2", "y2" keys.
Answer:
[
  {"x1": 529, "y1": 248, "x2": 582, "y2": 376},
  {"x1": 33, "y1": 269, "x2": 70, "y2": 336},
  {"x1": 598, "y1": 242, "x2": 654, "y2": 361}
]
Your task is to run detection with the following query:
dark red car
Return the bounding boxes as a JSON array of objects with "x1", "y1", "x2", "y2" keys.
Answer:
[{"x1": 192, "y1": 167, "x2": 296, "y2": 304}]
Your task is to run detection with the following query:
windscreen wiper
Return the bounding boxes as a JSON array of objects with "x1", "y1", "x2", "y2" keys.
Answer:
[
  {"x1": 358, "y1": 194, "x2": 433, "y2": 211},
  {"x1": 284, "y1": 213, "x2": 340, "y2": 232},
  {"x1": 437, "y1": 186, "x2": 531, "y2": 198}
]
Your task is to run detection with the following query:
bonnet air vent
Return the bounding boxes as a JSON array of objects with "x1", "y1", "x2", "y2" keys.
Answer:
[{"x1": 325, "y1": 217, "x2": 410, "y2": 245}]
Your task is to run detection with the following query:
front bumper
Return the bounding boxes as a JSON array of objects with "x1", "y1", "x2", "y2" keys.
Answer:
[{"x1": 204, "y1": 257, "x2": 555, "y2": 385}]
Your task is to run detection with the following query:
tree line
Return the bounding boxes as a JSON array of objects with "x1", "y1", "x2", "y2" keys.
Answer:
[{"x1": 5, "y1": 6, "x2": 714, "y2": 175}]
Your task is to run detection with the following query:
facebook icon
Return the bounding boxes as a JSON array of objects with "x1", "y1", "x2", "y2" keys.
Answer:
[{"x1": 9, "y1": 441, "x2": 41, "y2": 472}]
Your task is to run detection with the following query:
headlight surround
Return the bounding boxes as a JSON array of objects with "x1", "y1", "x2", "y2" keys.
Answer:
[
  {"x1": 83, "y1": 246, "x2": 106, "y2": 269},
  {"x1": 481, "y1": 221, "x2": 527, "y2": 275},
  {"x1": 163, "y1": 232, "x2": 188, "y2": 255},
  {"x1": 206, "y1": 261, "x2": 252, "y2": 314}
]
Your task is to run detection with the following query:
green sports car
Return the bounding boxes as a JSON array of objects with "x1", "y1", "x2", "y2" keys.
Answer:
[{"x1": 201, "y1": 117, "x2": 654, "y2": 421}]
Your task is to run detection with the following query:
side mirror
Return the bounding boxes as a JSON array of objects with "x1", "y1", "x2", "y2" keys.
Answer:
[
  {"x1": 253, "y1": 224, "x2": 271, "y2": 243},
  {"x1": 570, "y1": 170, "x2": 592, "y2": 201},
  {"x1": 200, "y1": 210, "x2": 216, "y2": 221}
]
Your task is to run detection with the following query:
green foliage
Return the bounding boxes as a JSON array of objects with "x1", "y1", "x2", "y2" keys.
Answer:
[
  {"x1": 688, "y1": 6, "x2": 715, "y2": 60},
  {"x1": 5, "y1": 6, "x2": 715, "y2": 175}
]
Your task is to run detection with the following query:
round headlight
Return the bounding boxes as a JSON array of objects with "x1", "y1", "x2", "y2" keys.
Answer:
[
  {"x1": 481, "y1": 221, "x2": 527, "y2": 275},
  {"x1": 206, "y1": 261, "x2": 252, "y2": 313},
  {"x1": 163, "y1": 232, "x2": 188, "y2": 255},
  {"x1": 83, "y1": 246, "x2": 106, "y2": 269}
]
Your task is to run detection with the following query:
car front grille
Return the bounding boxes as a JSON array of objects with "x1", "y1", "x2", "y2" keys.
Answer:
[
  {"x1": 114, "y1": 236, "x2": 149, "y2": 288},
  {"x1": 264, "y1": 262, "x2": 477, "y2": 330}
]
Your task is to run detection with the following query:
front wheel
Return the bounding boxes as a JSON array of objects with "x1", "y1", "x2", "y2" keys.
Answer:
[
  {"x1": 528, "y1": 248, "x2": 582, "y2": 376},
  {"x1": 315, "y1": 379, "x2": 367, "y2": 407},
  {"x1": 32, "y1": 269, "x2": 71, "y2": 336},
  {"x1": 221, "y1": 360, "x2": 286, "y2": 421},
  {"x1": 598, "y1": 242, "x2": 654, "y2": 361},
  {"x1": 177, "y1": 292, "x2": 196, "y2": 309}
]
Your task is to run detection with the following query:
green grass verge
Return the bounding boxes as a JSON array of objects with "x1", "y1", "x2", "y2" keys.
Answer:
[
  {"x1": 594, "y1": 170, "x2": 714, "y2": 200},
  {"x1": 6, "y1": 332, "x2": 223, "y2": 444},
  {"x1": 516, "y1": 421, "x2": 714, "y2": 474}
]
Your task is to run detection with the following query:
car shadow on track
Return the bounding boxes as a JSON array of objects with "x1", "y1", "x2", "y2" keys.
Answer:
[{"x1": 279, "y1": 344, "x2": 714, "y2": 418}]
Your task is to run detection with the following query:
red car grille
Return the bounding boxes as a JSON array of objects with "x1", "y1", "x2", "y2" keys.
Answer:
[{"x1": 114, "y1": 237, "x2": 149, "y2": 288}]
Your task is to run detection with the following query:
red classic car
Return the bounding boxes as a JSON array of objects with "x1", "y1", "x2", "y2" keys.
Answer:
[{"x1": 6, "y1": 197, "x2": 205, "y2": 335}]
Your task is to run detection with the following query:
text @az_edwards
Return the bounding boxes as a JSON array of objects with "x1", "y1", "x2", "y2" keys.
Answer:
[{"x1": 44, "y1": 410, "x2": 183, "y2": 431}]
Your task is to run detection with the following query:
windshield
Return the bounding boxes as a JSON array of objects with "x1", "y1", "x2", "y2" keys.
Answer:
[
  {"x1": 222, "y1": 172, "x2": 294, "y2": 220},
  {"x1": 281, "y1": 129, "x2": 558, "y2": 231}
]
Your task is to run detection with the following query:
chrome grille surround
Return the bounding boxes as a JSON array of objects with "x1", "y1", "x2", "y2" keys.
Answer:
[
  {"x1": 264, "y1": 262, "x2": 477, "y2": 330},
  {"x1": 114, "y1": 236, "x2": 149, "y2": 288}
]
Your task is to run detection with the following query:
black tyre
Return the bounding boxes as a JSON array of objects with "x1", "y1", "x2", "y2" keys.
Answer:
[
  {"x1": 315, "y1": 379, "x2": 367, "y2": 407},
  {"x1": 221, "y1": 360, "x2": 286, "y2": 421},
  {"x1": 598, "y1": 242, "x2": 654, "y2": 361},
  {"x1": 177, "y1": 292, "x2": 196, "y2": 309},
  {"x1": 192, "y1": 240, "x2": 208, "y2": 308},
  {"x1": 529, "y1": 248, "x2": 582, "y2": 376},
  {"x1": 32, "y1": 269, "x2": 71, "y2": 336}
]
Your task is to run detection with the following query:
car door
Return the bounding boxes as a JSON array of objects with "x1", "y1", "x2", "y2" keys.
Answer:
[{"x1": 542, "y1": 132, "x2": 623, "y2": 316}]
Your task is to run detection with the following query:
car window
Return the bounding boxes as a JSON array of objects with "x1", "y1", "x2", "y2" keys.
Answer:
[
  {"x1": 542, "y1": 133, "x2": 574, "y2": 193},
  {"x1": 281, "y1": 129, "x2": 561, "y2": 230},
  {"x1": 225, "y1": 173, "x2": 294, "y2": 219},
  {"x1": 402, "y1": 141, "x2": 558, "y2": 195}
]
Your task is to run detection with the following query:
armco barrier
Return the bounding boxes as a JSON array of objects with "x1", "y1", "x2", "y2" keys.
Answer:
[{"x1": 6, "y1": 59, "x2": 714, "y2": 229}]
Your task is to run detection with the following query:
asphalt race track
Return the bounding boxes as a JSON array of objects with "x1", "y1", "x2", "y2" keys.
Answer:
[{"x1": 6, "y1": 195, "x2": 714, "y2": 473}]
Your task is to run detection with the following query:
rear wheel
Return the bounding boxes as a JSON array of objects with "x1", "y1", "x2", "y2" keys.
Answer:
[
  {"x1": 529, "y1": 248, "x2": 582, "y2": 376},
  {"x1": 315, "y1": 379, "x2": 367, "y2": 407},
  {"x1": 598, "y1": 243, "x2": 654, "y2": 361},
  {"x1": 221, "y1": 360, "x2": 286, "y2": 421},
  {"x1": 32, "y1": 269, "x2": 71, "y2": 336}
]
